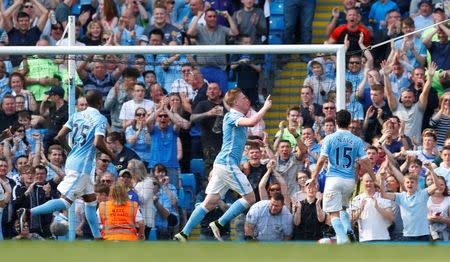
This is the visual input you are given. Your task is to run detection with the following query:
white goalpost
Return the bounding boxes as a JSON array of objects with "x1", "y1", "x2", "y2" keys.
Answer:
[{"x1": 0, "y1": 16, "x2": 347, "y2": 240}]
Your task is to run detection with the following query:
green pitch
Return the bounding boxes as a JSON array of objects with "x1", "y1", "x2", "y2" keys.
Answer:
[{"x1": 0, "y1": 241, "x2": 448, "y2": 262}]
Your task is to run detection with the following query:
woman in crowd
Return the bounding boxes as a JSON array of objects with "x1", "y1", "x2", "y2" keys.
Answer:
[
  {"x1": 125, "y1": 107, "x2": 151, "y2": 166},
  {"x1": 427, "y1": 176, "x2": 450, "y2": 241},
  {"x1": 128, "y1": 159, "x2": 155, "y2": 239},
  {"x1": 80, "y1": 20, "x2": 104, "y2": 46},
  {"x1": 94, "y1": 0, "x2": 119, "y2": 31},
  {"x1": 430, "y1": 92, "x2": 450, "y2": 148},
  {"x1": 9, "y1": 72, "x2": 37, "y2": 112}
]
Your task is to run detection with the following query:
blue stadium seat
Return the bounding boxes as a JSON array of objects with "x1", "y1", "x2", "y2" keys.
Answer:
[
  {"x1": 180, "y1": 173, "x2": 196, "y2": 212},
  {"x1": 190, "y1": 158, "x2": 206, "y2": 180},
  {"x1": 268, "y1": 34, "x2": 283, "y2": 45},
  {"x1": 228, "y1": 81, "x2": 237, "y2": 89},
  {"x1": 270, "y1": 1, "x2": 284, "y2": 15},
  {"x1": 269, "y1": 15, "x2": 284, "y2": 32}
]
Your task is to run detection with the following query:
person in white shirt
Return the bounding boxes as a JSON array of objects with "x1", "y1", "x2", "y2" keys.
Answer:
[
  {"x1": 119, "y1": 83, "x2": 155, "y2": 129},
  {"x1": 351, "y1": 173, "x2": 394, "y2": 242}
]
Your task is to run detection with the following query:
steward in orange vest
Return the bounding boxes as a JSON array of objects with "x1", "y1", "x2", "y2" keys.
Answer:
[{"x1": 99, "y1": 182, "x2": 145, "y2": 241}]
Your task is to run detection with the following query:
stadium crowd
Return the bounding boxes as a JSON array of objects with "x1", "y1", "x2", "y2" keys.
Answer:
[{"x1": 0, "y1": 0, "x2": 449, "y2": 242}]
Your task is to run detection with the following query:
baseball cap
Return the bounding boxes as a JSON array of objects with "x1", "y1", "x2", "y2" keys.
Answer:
[
  {"x1": 418, "y1": 0, "x2": 433, "y2": 8},
  {"x1": 119, "y1": 169, "x2": 132, "y2": 178},
  {"x1": 434, "y1": 2, "x2": 445, "y2": 12},
  {"x1": 45, "y1": 85, "x2": 65, "y2": 97}
]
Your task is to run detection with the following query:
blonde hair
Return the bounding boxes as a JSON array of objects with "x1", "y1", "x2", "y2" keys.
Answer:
[
  {"x1": 128, "y1": 159, "x2": 148, "y2": 182},
  {"x1": 404, "y1": 173, "x2": 419, "y2": 182},
  {"x1": 224, "y1": 88, "x2": 242, "y2": 108},
  {"x1": 109, "y1": 182, "x2": 130, "y2": 205}
]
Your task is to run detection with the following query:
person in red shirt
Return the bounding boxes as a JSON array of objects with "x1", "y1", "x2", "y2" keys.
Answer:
[{"x1": 328, "y1": 7, "x2": 371, "y2": 54}]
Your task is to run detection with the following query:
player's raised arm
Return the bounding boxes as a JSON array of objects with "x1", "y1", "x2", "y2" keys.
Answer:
[{"x1": 237, "y1": 95, "x2": 272, "y2": 127}]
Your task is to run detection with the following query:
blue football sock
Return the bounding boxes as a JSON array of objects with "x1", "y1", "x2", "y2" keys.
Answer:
[
  {"x1": 182, "y1": 204, "x2": 208, "y2": 236},
  {"x1": 31, "y1": 199, "x2": 68, "y2": 216},
  {"x1": 218, "y1": 198, "x2": 250, "y2": 226},
  {"x1": 85, "y1": 201, "x2": 101, "y2": 239},
  {"x1": 340, "y1": 210, "x2": 353, "y2": 233},
  {"x1": 0, "y1": 207, "x2": 4, "y2": 240},
  {"x1": 331, "y1": 217, "x2": 348, "y2": 244}
]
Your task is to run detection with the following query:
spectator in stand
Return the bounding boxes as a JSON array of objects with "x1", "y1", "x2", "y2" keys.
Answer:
[
  {"x1": 434, "y1": 146, "x2": 450, "y2": 187},
  {"x1": 114, "y1": 8, "x2": 145, "y2": 46},
  {"x1": 149, "y1": 83, "x2": 165, "y2": 105},
  {"x1": 413, "y1": 0, "x2": 434, "y2": 36},
  {"x1": 119, "y1": 83, "x2": 155, "y2": 130},
  {"x1": 41, "y1": 144, "x2": 66, "y2": 182},
  {"x1": 313, "y1": 100, "x2": 337, "y2": 138},
  {"x1": 345, "y1": 55, "x2": 366, "y2": 95},
  {"x1": 258, "y1": 160, "x2": 290, "y2": 207},
  {"x1": 144, "y1": 5, "x2": 181, "y2": 44},
  {"x1": 205, "y1": 0, "x2": 235, "y2": 27},
  {"x1": 0, "y1": 94, "x2": 18, "y2": 133},
  {"x1": 104, "y1": 67, "x2": 139, "y2": 131},
  {"x1": 382, "y1": 60, "x2": 436, "y2": 143},
  {"x1": 159, "y1": 41, "x2": 193, "y2": 93},
  {"x1": 242, "y1": 143, "x2": 268, "y2": 202},
  {"x1": 106, "y1": 131, "x2": 141, "y2": 172},
  {"x1": 152, "y1": 165, "x2": 179, "y2": 240},
  {"x1": 328, "y1": 8, "x2": 371, "y2": 54},
  {"x1": 379, "y1": 162, "x2": 439, "y2": 241},
  {"x1": 80, "y1": 20, "x2": 104, "y2": 46},
  {"x1": 191, "y1": 82, "x2": 224, "y2": 176},
  {"x1": 0, "y1": 61, "x2": 9, "y2": 101},
  {"x1": 127, "y1": 159, "x2": 155, "y2": 238},
  {"x1": 394, "y1": 17, "x2": 427, "y2": 68},
  {"x1": 2, "y1": 0, "x2": 49, "y2": 67},
  {"x1": 362, "y1": 84, "x2": 393, "y2": 142},
  {"x1": 91, "y1": 152, "x2": 117, "y2": 183},
  {"x1": 93, "y1": 0, "x2": 119, "y2": 32},
  {"x1": 121, "y1": 0, "x2": 149, "y2": 28},
  {"x1": 326, "y1": 0, "x2": 358, "y2": 36},
  {"x1": 0, "y1": 158, "x2": 14, "y2": 239},
  {"x1": 125, "y1": 107, "x2": 152, "y2": 166},
  {"x1": 232, "y1": 0, "x2": 266, "y2": 45},
  {"x1": 427, "y1": 175, "x2": 450, "y2": 241},
  {"x1": 187, "y1": 8, "x2": 239, "y2": 92},
  {"x1": 351, "y1": 173, "x2": 394, "y2": 242},
  {"x1": 301, "y1": 127, "x2": 321, "y2": 170},
  {"x1": 12, "y1": 165, "x2": 58, "y2": 238},
  {"x1": 430, "y1": 92, "x2": 450, "y2": 147},
  {"x1": 423, "y1": 23, "x2": 450, "y2": 70},
  {"x1": 244, "y1": 193, "x2": 293, "y2": 241},
  {"x1": 147, "y1": 102, "x2": 182, "y2": 188},
  {"x1": 8, "y1": 72, "x2": 37, "y2": 113},
  {"x1": 408, "y1": 67, "x2": 440, "y2": 130},
  {"x1": 292, "y1": 180, "x2": 326, "y2": 241},
  {"x1": 274, "y1": 106, "x2": 303, "y2": 149},
  {"x1": 77, "y1": 55, "x2": 125, "y2": 114},
  {"x1": 372, "y1": 9, "x2": 402, "y2": 66},
  {"x1": 283, "y1": 0, "x2": 316, "y2": 62},
  {"x1": 171, "y1": 63, "x2": 196, "y2": 101},
  {"x1": 303, "y1": 61, "x2": 336, "y2": 106},
  {"x1": 298, "y1": 86, "x2": 323, "y2": 128},
  {"x1": 230, "y1": 34, "x2": 262, "y2": 108},
  {"x1": 403, "y1": 130, "x2": 439, "y2": 164},
  {"x1": 39, "y1": 86, "x2": 68, "y2": 150},
  {"x1": 344, "y1": 81, "x2": 364, "y2": 122},
  {"x1": 272, "y1": 140, "x2": 303, "y2": 197},
  {"x1": 368, "y1": 0, "x2": 399, "y2": 32}
]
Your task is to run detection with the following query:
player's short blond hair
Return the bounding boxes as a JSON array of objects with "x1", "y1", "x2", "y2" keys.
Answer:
[{"x1": 224, "y1": 88, "x2": 242, "y2": 108}]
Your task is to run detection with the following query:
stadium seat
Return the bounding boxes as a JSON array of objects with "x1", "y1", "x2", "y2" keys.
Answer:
[
  {"x1": 270, "y1": 1, "x2": 284, "y2": 15},
  {"x1": 269, "y1": 15, "x2": 285, "y2": 32},
  {"x1": 268, "y1": 34, "x2": 283, "y2": 45},
  {"x1": 179, "y1": 173, "x2": 196, "y2": 212},
  {"x1": 190, "y1": 158, "x2": 206, "y2": 180},
  {"x1": 228, "y1": 81, "x2": 237, "y2": 89}
]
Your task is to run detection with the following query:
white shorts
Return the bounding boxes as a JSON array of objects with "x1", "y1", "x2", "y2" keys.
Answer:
[
  {"x1": 57, "y1": 169, "x2": 94, "y2": 201},
  {"x1": 322, "y1": 176, "x2": 355, "y2": 213},
  {"x1": 205, "y1": 164, "x2": 253, "y2": 197}
]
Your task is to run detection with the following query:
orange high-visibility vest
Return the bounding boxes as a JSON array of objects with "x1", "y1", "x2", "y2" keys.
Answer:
[{"x1": 99, "y1": 200, "x2": 139, "y2": 241}]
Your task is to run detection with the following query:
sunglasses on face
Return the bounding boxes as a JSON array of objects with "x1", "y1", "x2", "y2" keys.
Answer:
[
  {"x1": 158, "y1": 114, "x2": 169, "y2": 118},
  {"x1": 101, "y1": 179, "x2": 112, "y2": 183},
  {"x1": 135, "y1": 113, "x2": 146, "y2": 117},
  {"x1": 99, "y1": 158, "x2": 110, "y2": 163},
  {"x1": 349, "y1": 61, "x2": 360, "y2": 65},
  {"x1": 269, "y1": 187, "x2": 281, "y2": 192}
]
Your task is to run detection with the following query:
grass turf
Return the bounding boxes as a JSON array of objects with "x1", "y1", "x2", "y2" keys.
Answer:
[{"x1": 0, "y1": 241, "x2": 449, "y2": 262}]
